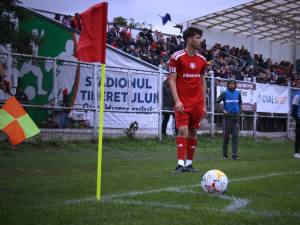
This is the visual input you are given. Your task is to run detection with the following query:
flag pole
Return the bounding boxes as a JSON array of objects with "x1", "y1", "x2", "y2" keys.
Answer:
[{"x1": 96, "y1": 63, "x2": 106, "y2": 200}]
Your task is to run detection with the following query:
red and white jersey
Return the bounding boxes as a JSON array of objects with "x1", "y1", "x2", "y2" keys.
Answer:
[{"x1": 169, "y1": 50, "x2": 207, "y2": 106}]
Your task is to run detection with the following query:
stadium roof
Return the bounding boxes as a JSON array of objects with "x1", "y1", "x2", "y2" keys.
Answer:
[{"x1": 185, "y1": 0, "x2": 300, "y2": 44}]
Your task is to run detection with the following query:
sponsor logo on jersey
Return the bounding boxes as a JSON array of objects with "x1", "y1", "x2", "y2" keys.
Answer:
[{"x1": 183, "y1": 73, "x2": 201, "y2": 78}]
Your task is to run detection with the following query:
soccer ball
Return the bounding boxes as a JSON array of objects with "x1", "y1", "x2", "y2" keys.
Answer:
[{"x1": 201, "y1": 169, "x2": 228, "y2": 194}]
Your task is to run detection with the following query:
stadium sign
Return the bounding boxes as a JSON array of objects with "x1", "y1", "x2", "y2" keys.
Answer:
[
  {"x1": 256, "y1": 83, "x2": 288, "y2": 113},
  {"x1": 76, "y1": 71, "x2": 158, "y2": 112}
]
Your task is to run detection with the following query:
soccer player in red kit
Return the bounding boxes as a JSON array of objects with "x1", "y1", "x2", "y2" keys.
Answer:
[{"x1": 168, "y1": 27, "x2": 207, "y2": 173}]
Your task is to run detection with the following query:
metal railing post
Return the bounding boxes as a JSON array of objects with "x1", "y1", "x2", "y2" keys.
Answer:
[
  {"x1": 209, "y1": 70, "x2": 215, "y2": 137},
  {"x1": 53, "y1": 58, "x2": 58, "y2": 106},
  {"x1": 253, "y1": 77, "x2": 257, "y2": 138},
  {"x1": 158, "y1": 65, "x2": 163, "y2": 142},
  {"x1": 5, "y1": 44, "x2": 14, "y2": 94},
  {"x1": 287, "y1": 81, "x2": 291, "y2": 137},
  {"x1": 128, "y1": 69, "x2": 132, "y2": 111}
]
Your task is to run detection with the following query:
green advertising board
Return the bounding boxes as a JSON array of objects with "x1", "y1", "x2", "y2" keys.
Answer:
[{"x1": 18, "y1": 8, "x2": 79, "y2": 126}]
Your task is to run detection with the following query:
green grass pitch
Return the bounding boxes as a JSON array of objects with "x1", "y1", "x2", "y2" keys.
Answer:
[{"x1": 0, "y1": 135, "x2": 299, "y2": 225}]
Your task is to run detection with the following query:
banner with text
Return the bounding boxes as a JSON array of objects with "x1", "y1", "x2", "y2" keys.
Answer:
[
  {"x1": 256, "y1": 83, "x2": 288, "y2": 113},
  {"x1": 74, "y1": 68, "x2": 159, "y2": 129},
  {"x1": 74, "y1": 69, "x2": 159, "y2": 112}
]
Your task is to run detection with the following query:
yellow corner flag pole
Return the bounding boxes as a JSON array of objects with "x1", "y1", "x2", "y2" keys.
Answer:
[{"x1": 96, "y1": 63, "x2": 106, "y2": 200}]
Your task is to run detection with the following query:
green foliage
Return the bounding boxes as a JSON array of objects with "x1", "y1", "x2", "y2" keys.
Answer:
[
  {"x1": 112, "y1": 16, "x2": 128, "y2": 27},
  {"x1": 0, "y1": 0, "x2": 32, "y2": 54}
]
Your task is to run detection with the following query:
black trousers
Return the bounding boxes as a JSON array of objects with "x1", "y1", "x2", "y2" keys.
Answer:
[
  {"x1": 223, "y1": 118, "x2": 239, "y2": 156},
  {"x1": 295, "y1": 119, "x2": 300, "y2": 154},
  {"x1": 162, "y1": 112, "x2": 177, "y2": 135}
]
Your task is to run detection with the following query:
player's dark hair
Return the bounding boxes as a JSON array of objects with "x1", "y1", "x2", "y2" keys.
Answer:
[{"x1": 183, "y1": 27, "x2": 203, "y2": 42}]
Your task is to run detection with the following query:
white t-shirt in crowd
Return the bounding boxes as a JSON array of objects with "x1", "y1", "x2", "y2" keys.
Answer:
[{"x1": 292, "y1": 95, "x2": 299, "y2": 106}]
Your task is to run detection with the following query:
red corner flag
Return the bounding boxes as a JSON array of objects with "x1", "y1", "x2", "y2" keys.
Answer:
[{"x1": 77, "y1": 2, "x2": 108, "y2": 63}]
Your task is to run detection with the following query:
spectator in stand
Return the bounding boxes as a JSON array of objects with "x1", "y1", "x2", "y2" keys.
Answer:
[
  {"x1": 293, "y1": 76, "x2": 300, "y2": 88},
  {"x1": 107, "y1": 27, "x2": 117, "y2": 41},
  {"x1": 119, "y1": 26, "x2": 131, "y2": 48},
  {"x1": 54, "y1": 13, "x2": 61, "y2": 21},
  {"x1": 71, "y1": 13, "x2": 82, "y2": 32},
  {"x1": 62, "y1": 15, "x2": 71, "y2": 28}
]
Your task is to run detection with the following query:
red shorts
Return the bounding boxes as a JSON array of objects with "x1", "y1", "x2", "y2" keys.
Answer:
[{"x1": 175, "y1": 103, "x2": 204, "y2": 129}]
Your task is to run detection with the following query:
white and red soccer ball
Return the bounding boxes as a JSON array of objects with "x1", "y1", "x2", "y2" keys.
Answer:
[{"x1": 201, "y1": 169, "x2": 229, "y2": 194}]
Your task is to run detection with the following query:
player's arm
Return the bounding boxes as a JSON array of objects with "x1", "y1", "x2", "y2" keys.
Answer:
[
  {"x1": 215, "y1": 92, "x2": 225, "y2": 103},
  {"x1": 216, "y1": 92, "x2": 228, "y2": 115},
  {"x1": 200, "y1": 61, "x2": 208, "y2": 117},
  {"x1": 168, "y1": 56, "x2": 184, "y2": 113},
  {"x1": 168, "y1": 72, "x2": 183, "y2": 112},
  {"x1": 201, "y1": 74, "x2": 207, "y2": 116}
]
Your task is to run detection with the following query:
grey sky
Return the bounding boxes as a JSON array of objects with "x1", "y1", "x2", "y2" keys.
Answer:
[{"x1": 21, "y1": 0, "x2": 250, "y2": 34}]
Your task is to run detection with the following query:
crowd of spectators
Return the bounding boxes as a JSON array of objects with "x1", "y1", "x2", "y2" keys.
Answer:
[
  {"x1": 106, "y1": 24, "x2": 300, "y2": 87},
  {"x1": 54, "y1": 13, "x2": 82, "y2": 32},
  {"x1": 107, "y1": 25, "x2": 184, "y2": 67}
]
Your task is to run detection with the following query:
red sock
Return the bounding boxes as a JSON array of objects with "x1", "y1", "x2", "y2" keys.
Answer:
[
  {"x1": 187, "y1": 138, "x2": 197, "y2": 161},
  {"x1": 176, "y1": 136, "x2": 187, "y2": 163}
]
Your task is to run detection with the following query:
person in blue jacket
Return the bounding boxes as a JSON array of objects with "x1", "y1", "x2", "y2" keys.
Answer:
[{"x1": 216, "y1": 79, "x2": 242, "y2": 160}]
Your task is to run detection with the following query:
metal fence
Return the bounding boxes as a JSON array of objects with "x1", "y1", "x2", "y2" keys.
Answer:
[
  {"x1": 0, "y1": 52, "x2": 163, "y2": 142},
  {"x1": 0, "y1": 52, "x2": 298, "y2": 142}
]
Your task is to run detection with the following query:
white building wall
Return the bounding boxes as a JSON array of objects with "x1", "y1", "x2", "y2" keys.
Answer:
[
  {"x1": 296, "y1": 44, "x2": 300, "y2": 59},
  {"x1": 195, "y1": 25, "x2": 298, "y2": 63}
]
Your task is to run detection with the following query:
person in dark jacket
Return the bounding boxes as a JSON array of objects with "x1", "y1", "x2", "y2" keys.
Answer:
[
  {"x1": 292, "y1": 89, "x2": 300, "y2": 159},
  {"x1": 216, "y1": 79, "x2": 242, "y2": 160},
  {"x1": 162, "y1": 79, "x2": 177, "y2": 136}
]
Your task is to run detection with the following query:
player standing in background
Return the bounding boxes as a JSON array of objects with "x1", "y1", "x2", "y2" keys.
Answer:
[
  {"x1": 168, "y1": 27, "x2": 207, "y2": 173},
  {"x1": 292, "y1": 88, "x2": 300, "y2": 159}
]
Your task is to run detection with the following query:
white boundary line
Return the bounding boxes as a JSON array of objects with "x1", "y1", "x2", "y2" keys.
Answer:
[
  {"x1": 102, "y1": 199, "x2": 191, "y2": 210},
  {"x1": 99, "y1": 171, "x2": 300, "y2": 200},
  {"x1": 65, "y1": 171, "x2": 300, "y2": 217},
  {"x1": 218, "y1": 195, "x2": 250, "y2": 212}
]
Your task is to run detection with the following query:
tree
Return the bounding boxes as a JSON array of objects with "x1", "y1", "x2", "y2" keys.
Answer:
[
  {"x1": 128, "y1": 18, "x2": 136, "y2": 28},
  {"x1": 112, "y1": 16, "x2": 127, "y2": 27},
  {"x1": 0, "y1": 0, "x2": 32, "y2": 54},
  {"x1": 140, "y1": 21, "x2": 146, "y2": 28},
  {"x1": 135, "y1": 22, "x2": 141, "y2": 29}
]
